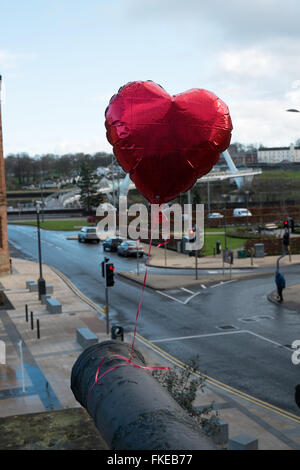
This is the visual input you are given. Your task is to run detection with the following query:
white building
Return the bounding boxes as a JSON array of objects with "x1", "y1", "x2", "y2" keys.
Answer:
[{"x1": 258, "y1": 143, "x2": 300, "y2": 164}]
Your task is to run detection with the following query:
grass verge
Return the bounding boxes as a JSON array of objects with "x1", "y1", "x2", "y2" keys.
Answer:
[{"x1": 8, "y1": 219, "x2": 90, "y2": 231}]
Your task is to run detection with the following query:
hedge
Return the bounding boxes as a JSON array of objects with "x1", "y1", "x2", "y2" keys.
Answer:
[{"x1": 244, "y1": 237, "x2": 300, "y2": 255}]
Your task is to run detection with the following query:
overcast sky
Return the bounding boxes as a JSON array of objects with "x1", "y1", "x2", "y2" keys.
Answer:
[{"x1": 1, "y1": 0, "x2": 300, "y2": 156}]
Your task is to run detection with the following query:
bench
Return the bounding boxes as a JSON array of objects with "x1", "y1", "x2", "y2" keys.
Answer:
[
  {"x1": 41, "y1": 294, "x2": 52, "y2": 305},
  {"x1": 76, "y1": 328, "x2": 99, "y2": 349},
  {"x1": 26, "y1": 280, "x2": 35, "y2": 289},
  {"x1": 228, "y1": 433, "x2": 258, "y2": 450},
  {"x1": 28, "y1": 282, "x2": 38, "y2": 292},
  {"x1": 46, "y1": 297, "x2": 62, "y2": 314},
  {"x1": 26, "y1": 281, "x2": 54, "y2": 294}
]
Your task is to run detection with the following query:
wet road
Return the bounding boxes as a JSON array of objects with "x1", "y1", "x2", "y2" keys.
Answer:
[{"x1": 7, "y1": 224, "x2": 300, "y2": 415}]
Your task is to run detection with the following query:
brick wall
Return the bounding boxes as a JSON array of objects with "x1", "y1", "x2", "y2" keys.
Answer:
[{"x1": 0, "y1": 77, "x2": 11, "y2": 275}]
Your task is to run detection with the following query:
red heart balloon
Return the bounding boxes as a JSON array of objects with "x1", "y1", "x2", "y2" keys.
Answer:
[{"x1": 105, "y1": 81, "x2": 233, "y2": 204}]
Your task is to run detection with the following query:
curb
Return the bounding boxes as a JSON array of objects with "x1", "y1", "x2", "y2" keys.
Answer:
[
  {"x1": 267, "y1": 289, "x2": 300, "y2": 313},
  {"x1": 118, "y1": 270, "x2": 273, "y2": 291},
  {"x1": 267, "y1": 291, "x2": 281, "y2": 306},
  {"x1": 147, "y1": 261, "x2": 258, "y2": 270},
  {"x1": 49, "y1": 264, "x2": 105, "y2": 314}
]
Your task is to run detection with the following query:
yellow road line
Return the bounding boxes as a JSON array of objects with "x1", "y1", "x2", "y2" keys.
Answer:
[
  {"x1": 47, "y1": 265, "x2": 300, "y2": 424},
  {"x1": 135, "y1": 332, "x2": 300, "y2": 425},
  {"x1": 49, "y1": 265, "x2": 104, "y2": 313}
]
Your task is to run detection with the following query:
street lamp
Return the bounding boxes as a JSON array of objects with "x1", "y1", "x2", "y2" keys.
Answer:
[
  {"x1": 244, "y1": 190, "x2": 250, "y2": 228},
  {"x1": 35, "y1": 200, "x2": 46, "y2": 300},
  {"x1": 221, "y1": 194, "x2": 229, "y2": 250}
]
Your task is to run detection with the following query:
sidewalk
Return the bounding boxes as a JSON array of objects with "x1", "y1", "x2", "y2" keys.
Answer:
[
  {"x1": 268, "y1": 284, "x2": 300, "y2": 313},
  {"x1": 0, "y1": 257, "x2": 299, "y2": 450},
  {"x1": 147, "y1": 243, "x2": 300, "y2": 271},
  {"x1": 118, "y1": 244, "x2": 300, "y2": 291}
]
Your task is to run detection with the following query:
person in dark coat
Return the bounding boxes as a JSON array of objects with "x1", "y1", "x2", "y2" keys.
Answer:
[{"x1": 275, "y1": 270, "x2": 286, "y2": 302}]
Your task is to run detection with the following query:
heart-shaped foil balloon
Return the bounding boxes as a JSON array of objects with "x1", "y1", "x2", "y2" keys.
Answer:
[{"x1": 105, "y1": 81, "x2": 233, "y2": 204}]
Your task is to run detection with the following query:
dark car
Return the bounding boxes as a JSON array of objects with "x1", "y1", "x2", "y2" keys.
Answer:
[
  {"x1": 117, "y1": 240, "x2": 145, "y2": 257},
  {"x1": 103, "y1": 237, "x2": 125, "y2": 252},
  {"x1": 78, "y1": 226, "x2": 99, "y2": 243}
]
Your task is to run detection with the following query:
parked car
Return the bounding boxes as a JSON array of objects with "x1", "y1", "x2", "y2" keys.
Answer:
[
  {"x1": 103, "y1": 237, "x2": 125, "y2": 252},
  {"x1": 78, "y1": 226, "x2": 99, "y2": 243},
  {"x1": 117, "y1": 240, "x2": 145, "y2": 257},
  {"x1": 233, "y1": 208, "x2": 252, "y2": 217},
  {"x1": 208, "y1": 212, "x2": 224, "y2": 219}
]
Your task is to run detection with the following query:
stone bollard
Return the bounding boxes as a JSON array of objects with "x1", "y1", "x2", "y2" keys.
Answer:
[{"x1": 228, "y1": 433, "x2": 258, "y2": 450}]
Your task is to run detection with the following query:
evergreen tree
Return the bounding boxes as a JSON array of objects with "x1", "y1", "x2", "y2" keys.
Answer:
[{"x1": 77, "y1": 162, "x2": 103, "y2": 214}]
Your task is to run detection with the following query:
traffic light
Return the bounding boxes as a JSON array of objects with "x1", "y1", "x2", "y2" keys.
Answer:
[
  {"x1": 188, "y1": 227, "x2": 196, "y2": 243},
  {"x1": 284, "y1": 219, "x2": 289, "y2": 229},
  {"x1": 106, "y1": 263, "x2": 115, "y2": 287},
  {"x1": 101, "y1": 257, "x2": 110, "y2": 277}
]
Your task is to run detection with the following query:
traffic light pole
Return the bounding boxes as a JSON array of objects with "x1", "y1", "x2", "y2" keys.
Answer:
[
  {"x1": 102, "y1": 257, "x2": 110, "y2": 335},
  {"x1": 103, "y1": 261, "x2": 115, "y2": 335},
  {"x1": 36, "y1": 201, "x2": 46, "y2": 300},
  {"x1": 105, "y1": 285, "x2": 109, "y2": 335},
  {"x1": 195, "y1": 249, "x2": 198, "y2": 280}
]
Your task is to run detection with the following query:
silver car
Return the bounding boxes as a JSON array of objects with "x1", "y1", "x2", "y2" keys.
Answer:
[
  {"x1": 78, "y1": 226, "x2": 100, "y2": 243},
  {"x1": 117, "y1": 240, "x2": 145, "y2": 257}
]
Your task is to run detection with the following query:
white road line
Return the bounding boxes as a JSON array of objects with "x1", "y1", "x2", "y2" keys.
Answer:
[
  {"x1": 181, "y1": 287, "x2": 195, "y2": 294},
  {"x1": 246, "y1": 330, "x2": 292, "y2": 351},
  {"x1": 150, "y1": 329, "x2": 292, "y2": 352},
  {"x1": 151, "y1": 330, "x2": 245, "y2": 343},
  {"x1": 156, "y1": 279, "x2": 235, "y2": 305},
  {"x1": 183, "y1": 291, "x2": 203, "y2": 304},
  {"x1": 155, "y1": 290, "x2": 185, "y2": 304},
  {"x1": 210, "y1": 280, "x2": 236, "y2": 288}
]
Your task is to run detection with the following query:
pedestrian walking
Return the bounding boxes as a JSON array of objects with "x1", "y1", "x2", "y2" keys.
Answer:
[{"x1": 275, "y1": 270, "x2": 286, "y2": 302}]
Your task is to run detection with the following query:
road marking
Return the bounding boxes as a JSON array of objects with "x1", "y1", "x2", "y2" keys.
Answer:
[
  {"x1": 245, "y1": 330, "x2": 292, "y2": 351},
  {"x1": 210, "y1": 280, "x2": 236, "y2": 288},
  {"x1": 156, "y1": 279, "x2": 233, "y2": 305},
  {"x1": 181, "y1": 287, "x2": 195, "y2": 294},
  {"x1": 49, "y1": 266, "x2": 104, "y2": 313},
  {"x1": 149, "y1": 328, "x2": 292, "y2": 352},
  {"x1": 155, "y1": 290, "x2": 185, "y2": 304},
  {"x1": 156, "y1": 288, "x2": 207, "y2": 305},
  {"x1": 134, "y1": 332, "x2": 300, "y2": 424},
  {"x1": 150, "y1": 329, "x2": 244, "y2": 343},
  {"x1": 183, "y1": 291, "x2": 203, "y2": 304}
]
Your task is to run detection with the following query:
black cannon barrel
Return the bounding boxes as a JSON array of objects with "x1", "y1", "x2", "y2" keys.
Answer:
[{"x1": 71, "y1": 340, "x2": 215, "y2": 450}]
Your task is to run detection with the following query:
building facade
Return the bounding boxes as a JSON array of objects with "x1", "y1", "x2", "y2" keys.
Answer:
[
  {"x1": 258, "y1": 144, "x2": 300, "y2": 164},
  {"x1": 0, "y1": 76, "x2": 10, "y2": 275}
]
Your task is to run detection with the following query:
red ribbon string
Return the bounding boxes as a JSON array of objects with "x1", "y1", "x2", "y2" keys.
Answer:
[
  {"x1": 129, "y1": 235, "x2": 153, "y2": 361},
  {"x1": 87, "y1": 354, "x2": 169, "y2": 403},
  {"x1": 88, "y1": 206, "x2": 170, "y2": 399}
]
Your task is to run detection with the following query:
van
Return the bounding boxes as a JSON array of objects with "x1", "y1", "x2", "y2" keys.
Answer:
[{"x1": 233, "y1": 208, "x2": 252, "y2": 217}]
